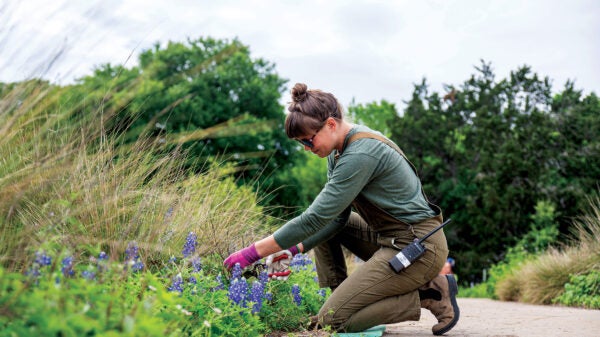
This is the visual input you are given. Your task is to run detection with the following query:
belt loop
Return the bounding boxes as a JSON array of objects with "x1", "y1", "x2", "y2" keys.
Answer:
[
  {"x1": 390, "y1": 238, "x2": 402, "y2": 250},
  {"x1": 408, "y1": 224, "x2": 416, "y2": 238}
]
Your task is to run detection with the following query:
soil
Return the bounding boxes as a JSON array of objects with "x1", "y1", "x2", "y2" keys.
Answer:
[{"x1": 267, "y1": 298, "x2": 600, "y2": 337}]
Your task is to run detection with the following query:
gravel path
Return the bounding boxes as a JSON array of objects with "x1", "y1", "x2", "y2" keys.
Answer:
[{"x1": 384, "y1": 298, "x2": 600, "y2": 337}]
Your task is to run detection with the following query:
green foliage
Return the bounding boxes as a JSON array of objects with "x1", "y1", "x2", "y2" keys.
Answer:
[
  {"x1": 553, "y1": 270, "x2": 600, "y2": 309},
  {"x1": 269, "y1": 150, "x2": 328, "y2": 216},
  {"x1": 458, "y1": 282, "x2": 494, "y2": 299},
  {"x1": 460, "y1": 195, "x2": 600, "y2": 306},
  {"x1": 517, "y1": 201, "x2": 559, "y2": 254},
  {"x1": 347, "y1": 99, "x2": 398, "y2": 137},
  {"x1": 259, "y1": 271, "x2": 328, "y2": 332},
  {"x1": 384, "y1": 61, "x2": 600, "y2": 281}
]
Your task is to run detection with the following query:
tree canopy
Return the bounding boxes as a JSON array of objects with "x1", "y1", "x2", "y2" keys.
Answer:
[{"x1": 387, "y1": 61, "x2": 600, "y2": 281}]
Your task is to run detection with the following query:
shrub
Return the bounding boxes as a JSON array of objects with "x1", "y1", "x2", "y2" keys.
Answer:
[{"x1": 553, "y1": 270, "x2": 600, "y2": 309}]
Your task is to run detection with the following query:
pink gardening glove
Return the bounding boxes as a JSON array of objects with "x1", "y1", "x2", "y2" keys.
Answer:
[{"x1": 223, "y1": 243, "x2": 261, "y2": 269}]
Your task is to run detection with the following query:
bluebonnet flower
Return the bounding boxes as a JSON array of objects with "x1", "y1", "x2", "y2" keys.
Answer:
[
  {"x1": 189, "y1": 276, "x2": 197, "y2": 285},
  {"x1": 164, "y1": 207, "x2": 174, "y2": 220},
  {"x1": 182, "y1": 232, "x2": 197, "y2": 258},
  {"x1": 61, "y1": 256, "x2": 75, "y2": 277},
  {"x1": 98, "y1": 251, "x2": 108, "y2": 261},
  {"x1": 228, "y1": 278, "x2": 248, "y2": 307},
  {"x1": 125, "y1": 242, "x2": 139, "y2": 260},
  {"x1": 125, "y1": 242, "x2": 143, "y2": 273},
  {"x1": 35, "y1": 251, "x2": 52, "y2": 266},
  {"x1": 264, "y1": 292, "x2": 273, "y2": 302},
  {"x1": 258, "y1": 270, "x2": 268, "y2": 287},
  {"x1": 317, "y1": 289, "x2": 327, "y2": 297},
  {"x1": 26, "y1": 267, "x2": 41, "y2": 279},
  {"x1": 96, "y1": 251, "x2": 109, "y2": 273},
  {"x1": 190, "y1": 256, "x2": 202, "y2": 272},
  {"x1": 291, "y1": 284, "x2": 302, "y2": 306},
  {"x1": 169, "y1": 256, "x2": 177, "y2": 264},
  {"x1": 231, "y1": 263, "x2": 243, "y2": 279},
  {"x1": 82, "y1": 270, "x2": 96, "y2": 280},
  {"x1": 290, "y1": 253, "x2": 313, "y2": 271},
  {"x1": 168, "y1": 274, "x2": 184, "y2": 293},
  {"x1": 212, "y1": 274, "x2": 225, "y2": 291},
  {"x1": 131, "y1": 260, "x2": 144, "y2": 272},
  {"x1": 26, "y1": 250, "x2": 52, "y2": 280},
  {"x1": 249, "y1": 281, "x2": 264, "y2": 314}
]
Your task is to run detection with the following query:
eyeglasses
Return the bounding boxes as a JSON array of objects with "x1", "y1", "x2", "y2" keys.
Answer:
[
  {"x1": 297, "y1": 133, "x2": 317, "y2": 148},
  {"x1": 296, "y1": 121, "x2": 328, "y2": 148}
]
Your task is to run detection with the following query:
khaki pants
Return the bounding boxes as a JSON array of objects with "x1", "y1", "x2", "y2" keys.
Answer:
[{"x1": 314, "y1": 212, "x2": 448, "y2": 332}]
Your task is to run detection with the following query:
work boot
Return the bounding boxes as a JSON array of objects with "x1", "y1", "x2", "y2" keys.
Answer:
[
  {"x1": 419, "y1": 274, "x2": 460, "y2": 335},
  {"x1": 307, "y1": 315, "x2": 323, "y2": 330}
]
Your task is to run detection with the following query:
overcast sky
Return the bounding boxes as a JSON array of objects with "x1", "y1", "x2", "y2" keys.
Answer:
[{"x1": 1, "y1": 0, "x2": 599, "y2": 109}]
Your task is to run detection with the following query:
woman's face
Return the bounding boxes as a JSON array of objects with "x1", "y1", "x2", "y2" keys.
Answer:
[{"x1": 297, "y1": 118, "x2": 336, "y2": 158}]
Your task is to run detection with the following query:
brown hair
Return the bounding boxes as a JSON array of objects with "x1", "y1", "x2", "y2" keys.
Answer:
[{"x1": 285, "y1": 83, "x2": 343, "y2": 139}]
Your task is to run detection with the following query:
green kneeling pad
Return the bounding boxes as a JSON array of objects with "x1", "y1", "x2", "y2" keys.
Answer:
[{"x1": 333, "y1": 325, "x2": 386, "y2": 337}]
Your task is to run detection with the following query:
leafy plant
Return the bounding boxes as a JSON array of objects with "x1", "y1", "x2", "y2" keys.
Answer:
[{"x1": 553, "y1": 271, "x2": 600, "y2": 309}]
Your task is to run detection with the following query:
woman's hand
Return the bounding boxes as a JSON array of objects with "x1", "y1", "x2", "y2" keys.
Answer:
[{"x1": 223, "y1": 243, "x2": 260, "y2": 269}]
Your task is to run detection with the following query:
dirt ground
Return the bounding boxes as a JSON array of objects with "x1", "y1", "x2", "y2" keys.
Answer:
[
  {"x1": 385, "y1": 298, "x2": 599, "y2": 337},
  {"x1": 268, "y1": 298, "x2": 600, "y2": 337}
]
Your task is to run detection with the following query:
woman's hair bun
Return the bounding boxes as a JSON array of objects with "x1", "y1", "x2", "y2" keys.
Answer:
[{"x1": 291, "y1": 83, "x2": 309, "y2": 103}]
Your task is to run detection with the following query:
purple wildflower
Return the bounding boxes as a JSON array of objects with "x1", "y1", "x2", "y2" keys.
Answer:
[
  {"x1": 132, "y1": 260, "x2": 144, "y2": 272},
  {"x1": 61, "y1": 256, "x2": 75, "y2": 278},
  {"x1": 34, "y1": 251, "x2": 52, "y2": 266},
  {"x1": 231, "y1": 263, "x2": 243, "y2": 279},
  {"x1": 190, "y1": 256, "x2": 202, "y2": 272},
  {"x1": 182, "y1": 232, "x2": 197, "y2": 258},
  {"x1": 168, "y1": 274, "x2": 184, "y2": 293},
  {"x1": 125, "y1": 242, "x2": 139, "y2": 260},
  {"x1": 291, "y1": 284, "x2": 302, "y2": 306},
  {"x1": 125, "y1": 242, "x2": 143, "y2": 273},
  {"x1": 228, "y1": 278, "x2": 248, "y2": 307},
  {"x1": 96, "y1": 252, "x2": 108, "y2": 273},
  {"x1": 82, "y1": 270, "x2": 96, "y2": 280},
  {"x1": 290, "y1": 253, "x2": 313, "y2": 271},
  {"x1": 26, "y1": 250, "x2": 52, "y2": 280},
  {"x1": 264, "y1": 292, "x2": 273, "y2": 301},
  {"x1": 212, "y1": 274, "x2": 225, "y2": 291},
  {"x1": 165, "y1": 207, "x2": 174, "y2": 220},
  {"x1": 189, "y1": 276, "x2": 197, "y2": 285},
  {"x1": 258, "y1": 270, "x2": 268, "y2": 287},
  {"x1": 317, "y1": 289, "x2": 326, "y2": 297},
  {"x1": 249, "y1": 281, "x2": 264, "y2": 314}
]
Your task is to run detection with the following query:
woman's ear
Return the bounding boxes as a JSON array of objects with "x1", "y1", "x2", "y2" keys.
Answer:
[{"x1": 326, "y1": 117, "x2": 337, "y2": 129}]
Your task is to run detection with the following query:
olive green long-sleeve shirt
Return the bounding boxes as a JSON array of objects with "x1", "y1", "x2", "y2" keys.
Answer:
[{"x1": 273, "y1": 125, "x2": 435, "y2": 251}]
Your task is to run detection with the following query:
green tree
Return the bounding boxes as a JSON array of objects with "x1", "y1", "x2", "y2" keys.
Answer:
[
  {"x1": 347, "y1": 99, "x2": 398, "y2": 137},
  {"x1": 60, "y1": 37, "x2": 311, "y2": 215},
  {"x1": 387, "y1": 61, "x2": 600, "y2": 282}
]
